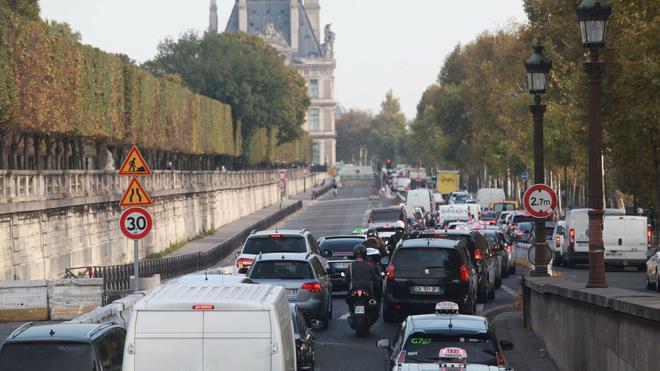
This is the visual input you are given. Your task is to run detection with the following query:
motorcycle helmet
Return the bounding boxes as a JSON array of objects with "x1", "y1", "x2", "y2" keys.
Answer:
[
  {"x1": 366, "y1": 229, "x2": 378, "y2": 238},
  {"x1": 395, "y1": 220, "x2": 405, "y2": 230},
  {"x1": 353, "y1": 244, "x2": 368, "y2": 259}
]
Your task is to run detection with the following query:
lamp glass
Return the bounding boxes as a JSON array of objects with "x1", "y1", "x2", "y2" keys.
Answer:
[
  {"x1": 580, "y1": 19, "x2": 607, "y2": 44},
  {"x1": 527, "y1": 71, "x2": 548, "y2": 94}
]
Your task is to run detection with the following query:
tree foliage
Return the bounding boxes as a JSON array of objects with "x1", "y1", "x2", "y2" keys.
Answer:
[
  {"x1": 367, "y1": 90, "x2": 407, "y2": 163},
  {"x1": 336, "y1": 110, "x2": 372, "y2": 163}
]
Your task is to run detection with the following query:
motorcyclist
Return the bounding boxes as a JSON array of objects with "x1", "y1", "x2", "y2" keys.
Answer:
[
  {"x1": 364, "y1": 229, "x2": 387, "y2": 257},
  {"x1": 345, "y1": 245, "x2": 381, "y2": 312},
  {"x1": 386, "y1": 220, "x2": 406, "y2": 254}
]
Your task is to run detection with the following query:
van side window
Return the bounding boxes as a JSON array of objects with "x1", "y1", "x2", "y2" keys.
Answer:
[{"x1": 96, "y1": 328, "x2": 125, "y2": 371}]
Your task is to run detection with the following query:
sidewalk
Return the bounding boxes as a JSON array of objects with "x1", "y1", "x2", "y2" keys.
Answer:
[{"x1": 493, "y1": 311, "x2": 559, "y2": 371}]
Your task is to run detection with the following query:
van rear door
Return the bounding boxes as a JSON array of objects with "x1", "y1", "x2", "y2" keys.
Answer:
[{"x1": 604, "y1": 216, "x2": 648, "y2": 265}]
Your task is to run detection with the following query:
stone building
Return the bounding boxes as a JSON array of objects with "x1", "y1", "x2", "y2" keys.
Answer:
[{"x1": 210, "y1": 0, "x2": 336, "y2": 165}]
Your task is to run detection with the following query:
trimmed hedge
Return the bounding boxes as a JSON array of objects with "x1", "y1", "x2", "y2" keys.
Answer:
[{"x1": 0, "y1": 6, "x2": 309, "y2": 162}]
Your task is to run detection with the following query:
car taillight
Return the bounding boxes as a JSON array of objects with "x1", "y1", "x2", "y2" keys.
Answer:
[
  {"x1": 301, "y1": 282, "x2": 322, "y2": 292},
  {"x1": 556, "y1": 236, "x2": 561, "y2": 248},
  {"x1": 648, "y1": 226, "x2": 653, "y2": 246},
  {"x1": 192, "y1": 305, "x2": 215, "y2": 310},
  {"x1": 506, "y1": 245, "x2": 513, "y2": 253},
  {"x1": 515, "y1": 231, "x2": 524, "y2": 237},
  {"x1": 497, "y1": 352, "x2": 506, "y2": 367},
  {"x1": 396, "y1": 350, "x2": 407, "y2": 365},
  {"x1": 270, "y1": 234, "x2": 283, "y2": 238},
  {"x1": 509, "y1": 225, "x2": 517, "y2": 231},
  {"x1": 236, "y1": 257, "x2": 254, "y2": 269},
  {"x1": 460, "y1": 265, "x2": 469, "y2": 282},
  {"x1": 474, "y1": 249, "x2": 483, "y2": 260},
  {"x1": 569, "y1": 228, "x2": 575, "y2": 244},
  {"x1": 386, "y1": 264, "x2": 395, "y2": 280}
]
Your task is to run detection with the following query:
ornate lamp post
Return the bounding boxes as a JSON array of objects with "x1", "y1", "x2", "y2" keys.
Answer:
[
  {"x1": 577, "y1": 0, "x2": 612, "y2": 288},
  {"x1": 524, "y1": 45, "x2": 552, "y2": 277}
]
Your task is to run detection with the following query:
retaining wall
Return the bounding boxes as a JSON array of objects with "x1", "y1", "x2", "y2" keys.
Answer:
[{"x1": 523, "y1": 276, "x2": 660, "y2": 371}]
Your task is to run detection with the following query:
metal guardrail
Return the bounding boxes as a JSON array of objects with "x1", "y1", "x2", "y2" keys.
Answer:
[{"x1": 79, "y1": 200, "x2": 303, "y2": 305}]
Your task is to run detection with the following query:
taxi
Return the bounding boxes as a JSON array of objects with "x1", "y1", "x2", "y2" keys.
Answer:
[{"x1": 377, "y1": 302, "x2": 514, "y2": 370}]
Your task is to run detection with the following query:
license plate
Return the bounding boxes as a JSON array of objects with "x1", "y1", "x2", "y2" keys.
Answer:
[
  {"x1": 411, "y1": 286, "x2": 442, "y2": 294},
  {"x1": 333, "y1": 262, "x2": 349, "y2": 269},
  {"x1": 355, "y1": 306, "x2": 365, "y2": 314},
  {"x1": 286, "y1": 289, "x2": 298, "y2": 297},
  {"x1": 606, "y1": 252, "x2": 622, "y2": 257}
]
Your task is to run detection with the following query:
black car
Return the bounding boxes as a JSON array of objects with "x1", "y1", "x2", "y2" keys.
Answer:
[
  {"x1": 290, "y1": 304, "x2": 316, "y2": 371},
  {"x1": 0, "y1": 322, "x2": 126, "y2": 371},
  {"x1": 481, "y1": 229, "x2": 514, "y2": 278},
  {"x1": 414, "y1": 230, "x2": 496, "y2": 303},
  {"x1": 377, "y1": 303, "x2": 514, "y2": 368},
  {"x1": 318, "y1": 235, "x2": 367, "y2": 290},
  {"x1": 382, "y1": 238, "x2": 478, "y2": 322}
]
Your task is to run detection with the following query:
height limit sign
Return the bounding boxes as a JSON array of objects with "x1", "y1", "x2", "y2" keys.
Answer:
[{"x1": 523, "y1": 184, "x2": 557, "y2": 218}]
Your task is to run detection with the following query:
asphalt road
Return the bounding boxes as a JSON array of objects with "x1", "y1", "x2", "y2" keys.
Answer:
[{"x1": 272, "y1": 184, "x2": 522, "y2": 371}]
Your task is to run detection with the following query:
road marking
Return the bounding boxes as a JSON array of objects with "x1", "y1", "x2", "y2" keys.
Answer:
[
  {"x1": 501, "y1": 285, "x2": 517, "y2": 297},
  {"x1": 476, "y1": 304, "x2": 484, "y2": 313},
  {"x1": 338, "y1": 313, "x2": 349, "y2": 320}
]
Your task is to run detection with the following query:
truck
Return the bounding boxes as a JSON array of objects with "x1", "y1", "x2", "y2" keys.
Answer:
[{"x1": 436, "y1": 170, "x2": 460, "y2": 194}]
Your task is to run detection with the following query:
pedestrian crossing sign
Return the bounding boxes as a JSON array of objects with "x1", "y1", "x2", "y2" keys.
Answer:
[
  {"x1": 118, "y1": 146, "x2": 151, "y2": 176},
  {"x1": 119, "y1": 178, "x2": 153, "y2": 207}
]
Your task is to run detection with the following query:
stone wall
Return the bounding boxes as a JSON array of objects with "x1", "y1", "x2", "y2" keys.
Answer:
[
  {"x1": 0, "y1": 280, "x2": 48, "y2": 321},
  {"x1": 523, "y1": 276, "x2": 660, "y2": 371},
  {"x1": 0, "y1": 170, "x2": 325, "y2": 280}
]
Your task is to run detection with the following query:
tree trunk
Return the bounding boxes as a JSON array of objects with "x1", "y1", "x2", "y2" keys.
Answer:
[
  {"x1": 0, "y1": 130, "x2": 5, "y2": 170},
  {"x1": 33, "y1": 133, "x2": 41, "y2": 170},
  {"x1": 55, "y1": 138, "x2": 63, "y2": 170},
  {"x1": 10, "y1": 134, "x2": 19, "y2": 170},
  {"x1": 22, "y1": 134, "x2": 29, "y2": 170}
]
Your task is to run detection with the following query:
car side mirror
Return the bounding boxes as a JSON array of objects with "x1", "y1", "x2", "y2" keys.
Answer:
[
  {"x1": 234, "y1": 251, "x2": 241, "y2": 259},
  {"x1": 310, "y1": 319, "x2": 324, "y2": 330},
  {"x1": 377, "y1": 339, "x2": 390, "y2": 349},
  {"x1": 380, "y1": 256, "x2": 390, "y2": 265},
  {"x1": 238, "y1": 268, "x2": 248, "y2": 274},
  {"x1": 499, "y1": 339, "x2": 514, "y2": 350},
  {"x1": 322, "y1": 250, "x2": 332, "y2": 257}
]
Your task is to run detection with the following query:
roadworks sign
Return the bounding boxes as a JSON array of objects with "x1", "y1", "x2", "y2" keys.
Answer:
[
  {"x1": 118, "y1": 146, "x2": 152, "y2": 176},
  {"x1": 119, "y1": 178, "x2": 153, "y2": 207}
]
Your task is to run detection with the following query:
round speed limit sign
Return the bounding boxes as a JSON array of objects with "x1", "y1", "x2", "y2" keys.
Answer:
[
  {"x1": 120, "y1": 207, "x2": 153, "y2": 240},
  {"x1": 523, "y1": 184, "x2": 558, "y2": 218}
]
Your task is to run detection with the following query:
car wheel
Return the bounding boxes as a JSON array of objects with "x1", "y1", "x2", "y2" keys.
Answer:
[
  {"x1": 502, "y1": 262, "x2": 510, "y2": 278},
  {"x1": 647, "y1": 272, "x2": 654, "y2": 290},
  {"x1": 488, "y1": 280, "x2": 496, "y2": 301}
]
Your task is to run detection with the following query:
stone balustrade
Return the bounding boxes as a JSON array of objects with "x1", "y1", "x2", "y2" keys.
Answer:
[{"x1": 0, "y1": 168, "x2": 306, "y2": 213}]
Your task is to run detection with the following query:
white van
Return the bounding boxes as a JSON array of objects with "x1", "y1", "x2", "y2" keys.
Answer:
[
  {"x1": 122, "y1": 284, "x2": 296, "y2": 371},
  {"x1": 394, "y1": 177, "x2": 411, "y2": 192},
  {"x1": 603, "y1": 215, "x2": 649, "y2": 269},
  {"x1": 476, "y1": 188, "x2": 506, "y2": 210},
  {"x1": 561, "y1": 208, "x2": 625, "y2": 268},
  {"x1": 406, "y1": 189, "x2": 433, "y2": 215}
]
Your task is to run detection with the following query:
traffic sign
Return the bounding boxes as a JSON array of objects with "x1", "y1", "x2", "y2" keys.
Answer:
[
  {"x1": 119, "y1": 178, "x2": 153, "y2": 207},
  {"x1": 279, "y1": 171, "x2": 287, "y2": 181},
  {"x1": 521, "y1": 171, "x2": 529, "y2": 182},
  {"x1": 119, "y1": 146, "x2": 152, "y2": 176},
  {"x1": 278, "y1": 180, "x2": 286, "y2": 189},
  {"x1": 120, "y1": 207, "x2": 153, "y2": 240},
  {"x1": 523, "y1": 184, "x2": 557, "y2": 218}
]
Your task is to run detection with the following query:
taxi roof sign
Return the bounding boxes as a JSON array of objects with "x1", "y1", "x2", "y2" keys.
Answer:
[
  {"x1": 438, "y1": 347, "x2": 468, "y2": 361},
  {"x1": 118, "y1": 146, "x2": 152, "y2": 176},
  {"x1": 435, "y1": 301, "x2": 460, "y2": 315}
]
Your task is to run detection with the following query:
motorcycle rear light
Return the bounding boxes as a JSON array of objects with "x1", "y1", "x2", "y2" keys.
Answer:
[
  {"x1": 569, "y1": 228, "x2": 575, "y2": 244},
  {"x1": 302, "y1": 282, "x2": 322, "y2": 293},
  {"x1": 236, "y1": 257, "x2": 254, "y2": 269},
  {"x1": 460, "y1": 265, "x2": 469, "y2": 282},
  {"x1": 386, "y1": 264, "x2": 395, "y2": 280},
  {"x1": 393, "y1": 304, "x2": 402, "y2": 310},
  {"x1": 556, "y1": 236, "x2": 561, "y2": 248},
  {"x1": 474, "y1": 249, "x2": 483, "y2": 260},
  {"x1": 357, "y1": 290, "x2": 363, "y2": 296},
  {"x1": 396, "y1": 350, "x2": 407, "y2": 365}
]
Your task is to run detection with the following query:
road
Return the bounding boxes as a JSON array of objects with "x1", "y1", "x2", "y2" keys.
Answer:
[{"x1": 272, "y1": 184, "x2": 522, "y2": 371}]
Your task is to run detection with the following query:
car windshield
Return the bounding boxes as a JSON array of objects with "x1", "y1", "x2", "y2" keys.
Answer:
[
  {"x1": 243, "y1": 236, "x2": 306, "y2": 254},
  {"x1": 249, "y1": 261, "x2": 314, "y2": 280},
  {"x1": 402, "y1": 333, "x2": 498, "y2": 365},
  {"x1": 319, "y1": 239, "x2": 364, "y2": 255},
  {"x1": 371, "y1": 209, "x2": 402, "y2": 222},
  {"x1": 482, "y1": 231, "x2": 498, "y2": 243},
  {"x1": 392, "y1": 248, "x2": 460, "y2": 275},
  {"x1": 452, "y1": 194, "x2": 468, "y2": 203},
  {"x1": 481, "y1": 212, "x2": 497, "y2": 220},
  {"x1": 0, "y1": 342, "x2": 94, "y2": 371},
  {"x1": 517, "y1": 222, "x2": 534, "y2": 232}
]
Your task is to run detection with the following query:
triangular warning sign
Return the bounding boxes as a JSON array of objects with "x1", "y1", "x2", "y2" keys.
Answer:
[
  {"x1": 119, "y1": 178, "x2": 153, "y2": 207},
  {"x1": 118, "y1": 146, "x2": 151, "y2": 176}
]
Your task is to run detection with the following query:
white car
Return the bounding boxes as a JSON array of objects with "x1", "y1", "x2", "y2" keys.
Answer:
[
  {"x1": 645, "y1": 251, "x2": 660, "y2": 292},
  {"x1": 551, "y1": 221, "x2": 565, "y2": 266}
]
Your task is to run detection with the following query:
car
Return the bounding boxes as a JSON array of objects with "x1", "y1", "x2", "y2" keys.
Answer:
[
  {"x1": 512, "y1": 221, "x2": 534, "y2": 243},
  {"x1": 317, "y1": 235, "x2": 367, "y2": 290},
  {"x1": 481, "y1": 229, "x2": 512, "y2": 279},
  {"x1": 0, "y1": 322, "x2": 126, "y2": 371},
  {"x1": 369, "y1": 206, "x2": 405, "y2": 226},
  {"x1": 496, "y1": 211, "x2": 513, "y2": 227},
  {"x1": 122, "y1": 283, "x2": 296, "y2": 371},
  {"x1": 645, "y1": 251, "x2": 660, "y2": 292},
  {"x1": 551, "y1": 221, "x2": 566, "y2": 266},
  {"x1": 416, "y1": 230, "x2": 496, "y2": 303},
  {"x1": 289, "y1": 304, "x2": 318, "y2": 370},
  {"x1": 233, "y1": 229, "x2": 326, "y2": 274},
  {"x1": 480, "y1": 211, "x2": 498, "y2": 226},
  {"x1": 377, "y1": 302, "x2": 514, "y2": 369},
  {"x1": 484, "y1": 238, "x2": 503, "y2": 289},
  {"x1": 382, "y1": 238, "x2": 478, "y2": 322},
  {"x1": 489, "y1": 201, "x2": 518, "y2": 215},
  {"x1": 247, "y1": 252, "x2": 333, "y2": 326},
  {"x1": 505, "y1": 212, "x2": 537, "y2": 238},
  {"x1": 449, "y1": 191, "x2": 470, "y2": 204}
]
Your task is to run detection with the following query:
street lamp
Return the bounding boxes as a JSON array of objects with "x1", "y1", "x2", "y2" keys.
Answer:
[
  {"x1": 577, "y1": 0, "x2": 611, "y2": 288},
  {"x1": 524, "y1": 45, "x2": 552, "y2": 277}
]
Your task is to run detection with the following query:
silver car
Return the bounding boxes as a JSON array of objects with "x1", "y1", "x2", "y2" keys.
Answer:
[{"x1": 248, "y1": 252, "x2": 333, "y2": 327}]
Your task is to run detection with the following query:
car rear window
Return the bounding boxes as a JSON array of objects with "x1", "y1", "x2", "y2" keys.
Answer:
[
  {"x1": 392, "y1": 248, "x2": 460, "y2": 274},
  {"x1": 319, "y1": 239, "x2": 364, "y2": 254},
  {"x1": 371, "y1": 209, "x2": 402, "y2": 222},
  {"x1": 493, "y1": 203, "x2": 516, "y2": 213},
  {"x1": 249, "y1": 261, "x2": 314, "y2": 280},
  {"x1": 517, "y1": 222, "x2": 534, "y2": 232},
  {"x1": 243, "y1": 236, "x2": 306, "y2": 254},
  {"x1": 482, "y1": 231, "x2": 498, "y2": 243},
  {"x1": 402, "y1": 333, "x2": 498, "y2": 365},
  {"x1": 481, "y1": 212, "x2": 497, "y2": 220},
  {"x1": 0, "y1": 342, "x2": 93, "y2": 371},
  {"x1": 512, "y1": 215, "x2": 536, "y2": 224}
]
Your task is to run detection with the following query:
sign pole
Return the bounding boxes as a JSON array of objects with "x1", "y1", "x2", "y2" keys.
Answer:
[{"x1": 134, "y1": 239, "x2": 139, "y2": 292}]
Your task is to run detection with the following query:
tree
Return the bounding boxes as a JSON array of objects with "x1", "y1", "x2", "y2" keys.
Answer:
[
  {"x1": 144, "y1": 31, "x2": 310, "y2": 150},
  {"x1": 0, "y1": 0, "x2": 39, "y2": 19},
  {"x1": 366, "y1": 90, "x2": 407, "y2": 162},
  {"x1": 335, "y1": 109, "x2": 372, "y2": 163},
  {"x1": 46, "y1": 20, "x2": 81, "y2": 42}
]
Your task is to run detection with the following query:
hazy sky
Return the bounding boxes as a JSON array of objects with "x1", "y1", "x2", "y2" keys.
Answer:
[{"x1": 40, "y1": 0, "x2": 527, "y2": 119}]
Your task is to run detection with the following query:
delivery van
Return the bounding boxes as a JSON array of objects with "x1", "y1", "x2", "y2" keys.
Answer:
[
  {"x1": 406, "y1": 189, "x2": 433, "y2": 215},
  {"x1": 561, "y1": 208, "x2": 625, "y2": 268},
  {"x1": 603, "y1": 215, "x2": 649, "y2": 270},
  {"x1": 122, "y1": 283, "x2": 296, "y2": 371},
  {"x1": 476, "y1": 188, "x2": 506, "y2": 210}
]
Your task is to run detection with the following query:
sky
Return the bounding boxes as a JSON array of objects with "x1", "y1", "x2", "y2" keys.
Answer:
[{"x1": 40, "y1": 0, "x2": 528, "y2": 119}]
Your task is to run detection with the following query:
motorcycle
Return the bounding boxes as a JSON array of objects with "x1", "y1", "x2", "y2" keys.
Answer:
[{"x1": 347, "y1": 289, "x2": 379, "y2": 336}]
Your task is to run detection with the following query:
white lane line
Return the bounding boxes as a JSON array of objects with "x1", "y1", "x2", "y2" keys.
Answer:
[
  {"x1": 338, "y1": 313, "x2": 349, "y2": 320},
  {"x1": 476, "y1": 304, "x2": 484, "y2": 313},
  {"x1": 501, "y1": 285, "x2": 517, "y2": 297}
]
